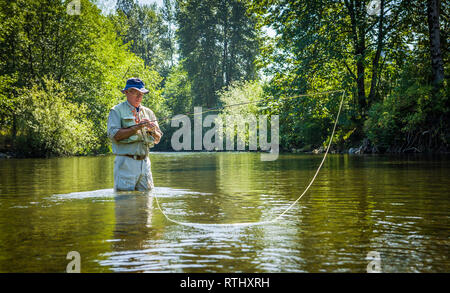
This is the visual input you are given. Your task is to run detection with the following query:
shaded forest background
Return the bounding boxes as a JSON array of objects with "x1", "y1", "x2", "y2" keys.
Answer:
[{"x1": 0, "y1": 0, "x2": 448, "y2": 157}]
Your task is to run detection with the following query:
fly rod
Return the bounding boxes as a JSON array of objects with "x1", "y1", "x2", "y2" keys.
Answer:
[{"x1": 148, "y1": 89, "x2": 345, "y2": 123}]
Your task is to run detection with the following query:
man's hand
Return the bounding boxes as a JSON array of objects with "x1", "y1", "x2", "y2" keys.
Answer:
[
  {"x1": 114, "y1": 118, "x2": 162, "y2": 143},
  {"x1": 135, "y1": 118, "x2": 152, "y2": 130},
  {"x1": 140, "y1": 118, "x2": 161, "y2": 144},
  {"x1": 152, "y1": 131, "x2": 161, "y2": 144},
  {"x1": 137, "y1": 118, "x2": 157, "y2": 130}
]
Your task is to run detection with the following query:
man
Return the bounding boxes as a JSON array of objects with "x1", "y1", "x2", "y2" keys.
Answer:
[{"x1": 107, "y1": 78, "x2": 163, "y2": 191}]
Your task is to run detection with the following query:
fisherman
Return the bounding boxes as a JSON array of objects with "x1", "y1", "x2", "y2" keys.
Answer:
[{"x1": 107, "y1": 78, "x2": 163, "y2": 191}]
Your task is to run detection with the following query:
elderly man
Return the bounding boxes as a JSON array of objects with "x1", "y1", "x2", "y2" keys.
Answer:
[{"x1": 107, "y1": 78, "x2": 163, "y2": 191}]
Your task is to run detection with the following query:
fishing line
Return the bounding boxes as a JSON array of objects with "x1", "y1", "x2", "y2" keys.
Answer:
[
  {"x1": 150, "y1": 89, "x2": 344, "y2": 123},
  {"x1": 152, "y1": 90, "x2": 346, "y2": 230}
]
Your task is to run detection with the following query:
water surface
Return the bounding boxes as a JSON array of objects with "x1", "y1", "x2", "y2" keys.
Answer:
[{"x1": 0, "y1": 153, "x2": 448, "y2": 272}]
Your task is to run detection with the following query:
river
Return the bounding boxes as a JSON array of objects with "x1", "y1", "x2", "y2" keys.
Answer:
[{"x1": 0, "y1": 152, "x2": 448, "y2": 272}]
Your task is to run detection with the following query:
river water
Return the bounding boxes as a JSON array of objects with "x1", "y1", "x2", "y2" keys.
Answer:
[{"x1": 0, "y1": 152, "x2": 448, "y2": 272}]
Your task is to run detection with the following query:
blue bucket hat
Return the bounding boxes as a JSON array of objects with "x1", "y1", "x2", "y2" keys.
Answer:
[{"x1": 121, "y1": 78, "x2": 149, "y2": 94}]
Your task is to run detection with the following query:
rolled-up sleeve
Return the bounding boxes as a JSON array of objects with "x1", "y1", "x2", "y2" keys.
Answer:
[{"x1": 107, "y1": 109, "x2": 121, "y2": 141}]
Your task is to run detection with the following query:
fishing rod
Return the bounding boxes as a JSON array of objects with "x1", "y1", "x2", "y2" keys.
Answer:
[
  {"x1": 148, "y1": 89, "x2": 345, "y2": 124},
  {"x1": 138, "y1": 89, "x2": 344, "y2": 146}
]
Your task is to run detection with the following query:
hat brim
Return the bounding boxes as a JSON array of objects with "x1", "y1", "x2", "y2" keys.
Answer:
[{"x1": 121, "y1": 87, "x2": 149, "y2": 94}]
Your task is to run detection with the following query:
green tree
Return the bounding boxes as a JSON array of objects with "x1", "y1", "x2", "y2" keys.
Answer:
[
  {"x1": 161, "y1": 0, "x2": 177, "y2": 70},
  {"x1": 426, "y1": 0, "x2": 445, "y2": 87},
  {"x1": 0, "y1": 0, "x2": 165, "y2": 155},
  {"x1": 112, "y1": 0, "x2": 173, "y2": 79},
  {"x1": 217, "y1": 80, "x2": 262, "y2": 147},
  {"x1": 249, "y1": 0, "x2": 448, "y2": 152},
  {"x1": 176, "y1": 0, "x2": 260, "y2": 108},
  {"x1": 157, "y1": 63, "x2": 192, "y2": 150},
  {"x1": 163, "y1": 63, "x2": 192, "y2": 117},
  {"x1": 363, "y1": 0, "x2": 449, "y2": 152},
  {"x1": 16, "y1": 78, "x2": 97, "y2": 157}
]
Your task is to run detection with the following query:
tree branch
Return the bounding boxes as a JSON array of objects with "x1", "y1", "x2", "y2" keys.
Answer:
[{"x1": 343, "y1": 59, "x2": 357, "y2": 80}]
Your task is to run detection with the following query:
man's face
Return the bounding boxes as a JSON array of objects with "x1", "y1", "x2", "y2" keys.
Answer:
[{"x1": 125, "y1": 88, "x2": 144, "y2": 108}]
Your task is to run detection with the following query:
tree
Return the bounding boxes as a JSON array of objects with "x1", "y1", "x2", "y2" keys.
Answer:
[
  {"x1": 426, "y1": 0, "x2": 445, "y2": 87},
  {"x1": 112, "y1": 0, "x2": 173, "y2": 79},
  {"x1": 176, "y1": 0, "x2": 260, "y2": 108},
  {"x1": 161, "y1": 0, "x2": 177, "y2": 69},
  {"x1": 0, "y1": 0, "x2": 165, "y2": 156},
  {"x1": 163, "y1": 63, "x2": 192, "y2": 117},
  {"x1": 16, "y1": 78, "x2": 97, "y2": 157},
  {"x1": 116, "y1": 0, "x2": 136, "y2": 16},
  {"x1": 158, "y1": 63, "x2": 192, "y2": 150},
  {"x1": 251, "y1": 0, "x2": 406, "y2": 118}
]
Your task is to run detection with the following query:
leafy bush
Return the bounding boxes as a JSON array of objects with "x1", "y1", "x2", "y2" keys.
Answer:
[
  {"x1": 364, "y1": 63, "x2": 449, "y2": 152},
  {"x1": 15, "y1": 78, "x2": 97, "y2": 157},
  {"x1": 364, "y1": 97, "x2": 402, "y2": 150},
  {"x1": 218, "y1": 80, "x2": 263, "y2": 147}
]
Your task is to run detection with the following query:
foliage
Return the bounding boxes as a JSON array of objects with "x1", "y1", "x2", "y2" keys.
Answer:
[
  {"x1": 249, "y1": 0, "x2": 449, "y2": 152},
  {"x1": 217, "y1": 80, "x2": 263, "y2": 146},
  {"x1": 0, "y1": 0, "x2": 448, "y2": 156},
  {"x1": 0, "y1": 0, "x2": 165, "y2": 156},
  {"x1": 0, "y1": 74, "x2": 17, "y2": 129},
  {"x1": 176, "y1": 0, "x2": 260, "y2": 108},
  {"x1": 16, "y1": 78, "x2": 96, "y2": 157},
  {"x1": 112, "y1": 0, "x2": 174, "y2": 80},
  {"x1": 151, "y1": 63, "x2": 192, "y2": 150},
  {"x1": 365, "y1": 63, "x2": 449, "y2": 152},
  {"x1": 163, "y1": 63, "x2": 192, "y2": 117}
]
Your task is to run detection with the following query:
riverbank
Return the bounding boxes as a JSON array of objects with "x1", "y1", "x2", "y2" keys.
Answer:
[
  {"x1": 2, "y1": 145, "x2": 449, "y2": 159},
  {"x1": 292, "y1": 137, "x2": 449, "y2": 155}
]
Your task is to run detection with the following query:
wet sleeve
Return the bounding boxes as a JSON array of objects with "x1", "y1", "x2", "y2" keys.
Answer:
[{"x1": 107, "y1": 109, "x2": 121, "y2": 141}]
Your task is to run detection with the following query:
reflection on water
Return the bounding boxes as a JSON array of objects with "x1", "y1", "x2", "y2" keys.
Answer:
[{"x1": 0, "y1": 153, "x2": 449, "y2": 272}]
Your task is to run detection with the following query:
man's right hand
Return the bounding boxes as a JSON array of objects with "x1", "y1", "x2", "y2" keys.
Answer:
[
  {"x1": 114, "y1": 122, "x2": 147, "y2": 141},
  {"x1": 137, "y1": 119, "x2": 157, "y2": 131},
  {"x1": 134, "y1": 121, "x2": 149, "y2": 130},
  {"x1": 114, "y1": 119, "x2": 158, "y2": 142}
]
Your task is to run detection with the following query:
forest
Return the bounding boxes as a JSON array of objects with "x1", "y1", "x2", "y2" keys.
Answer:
[{"x1": 0, "y1": 0, "x2": 448, "y2": 157}]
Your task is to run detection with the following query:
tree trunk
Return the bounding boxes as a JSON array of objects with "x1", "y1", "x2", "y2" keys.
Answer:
[
  {"x1": 368, "y1": 0, "x2": 385, "y2": 106},
  {"x1": 356, "y1": 32, "x2": 366, "y2": 116},
  {"x1": 345, "y1": 0, "x2": 367, "y2": 118},
  {"x1": 222, "y1": 0, "x2": 229, "y2": 87},
  {"x1": 12, "y1": 111, "x2": 17, "y2": 140},
  {"x1": 356, "y1": 45, "x2": 366, "y2": 115},
  {"x1": 426, "y1": 0, "x2": 444, "y2": 86}
]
